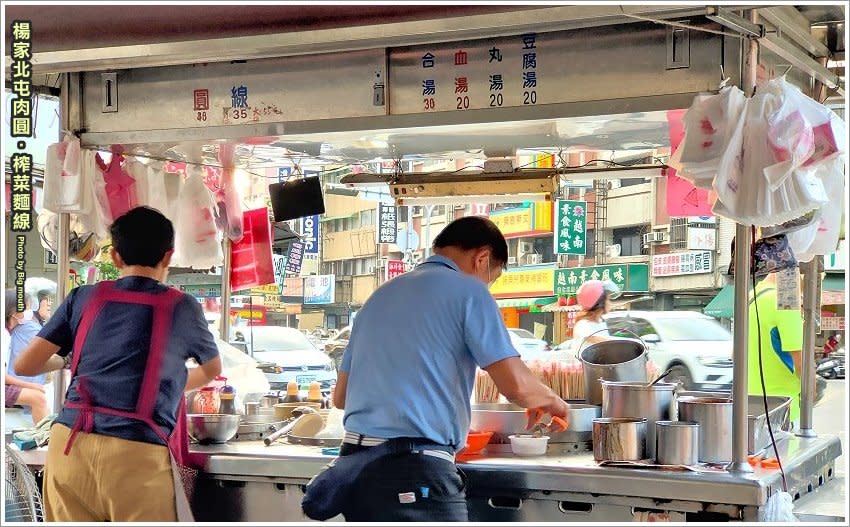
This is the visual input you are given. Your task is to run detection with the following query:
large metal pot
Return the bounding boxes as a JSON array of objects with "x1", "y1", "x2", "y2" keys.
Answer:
[
  {"x1": 592, "y1": 417, "x2": 647, "y2": 462},
  {"x1": 601, "y1": 380, "x2": 677, "y2": 460},
  {"x1": 655, "y1": 420, "x2": 699, "y2": 466},
  {"x1": 579, "y1": 339, "x2": 648, "y2": 405},
  {"x1": 470, "y1": 402, "x2": 601, "y2": 443},
  {"x1": 187, "y1": 414, "x2": 241, "y2": 444},
  {"x1": 677, "y1": 396, "x2": 733, "y2": 463}
]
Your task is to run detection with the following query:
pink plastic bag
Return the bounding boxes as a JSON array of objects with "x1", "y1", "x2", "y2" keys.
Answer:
[
  {"x1": 230, "y1": 208, "x2": 274, "y2": 291},
  {"x1": 95, "y1": 152, "x2": 138, "y2": 221}
]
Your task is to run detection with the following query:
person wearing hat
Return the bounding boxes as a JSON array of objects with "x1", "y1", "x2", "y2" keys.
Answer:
[
  {"x1": 571, "y1": 280, "x2": 621, "y2": 353},
  {"x1": 4, "y1": 289, "x2": 51, "y2": 425},
  {"x1": 33, "y1": 290, "x2": 52, "y2": 327}
]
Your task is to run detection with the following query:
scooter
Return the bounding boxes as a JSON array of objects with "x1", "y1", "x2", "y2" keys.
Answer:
[{"x1": 817, "y1": 348, "x2": 845, "y2": 380}]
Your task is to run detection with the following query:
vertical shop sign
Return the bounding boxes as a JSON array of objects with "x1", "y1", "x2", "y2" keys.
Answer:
[
  {"x1": 520, "y1": 32, "x2": 538, "y2": 106},
  {"x1": 285, "y1": 241, "x2": 305, "y2": 275},
  {"x1": 272, "y1": 254, "x2": 286, "y2": 294},
  {"x1": 10, "y1": 19, "x2": 33, "y2": 310},
  {"x1": 377, "y1": 203, "x2": 398, "y2": 244},
  {"x1": 554, "y1": 200, "x2": 587, "y2": 255},
  {"x1": 385, "y1": 259, "x2": 405, "y2": 282},
  {"x1": 300, "y1": 215, "x2": 320, "y2": 257}
]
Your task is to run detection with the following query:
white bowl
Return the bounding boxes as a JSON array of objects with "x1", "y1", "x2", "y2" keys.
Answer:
[{"x1": 509, "y1": 434, "x2": 549, "y2": 456}]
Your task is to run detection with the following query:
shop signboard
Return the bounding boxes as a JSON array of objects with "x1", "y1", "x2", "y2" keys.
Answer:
[
  {"x1": 300, "y1": 214, "x2": 320, "y2": 257},
  {"x1": 652, "y1": 251, "x2": 713, "y2": 277},
  {"x1": 554, "y1": 200, "x2": 587, "y2": 255},
  {"x1": 272, "y1": 254, "x2": 286, "y2": 291},
  {"x1": 385, "y1": 259, "x2": 406, "y2": 281},
  {"x1": 820, "y1": 315, "x2": 845, "y2": 331},
  {"x1": 281, "y1": 277, "x2": 304, "y2": 299},
  {"x1": 285, "y1": 241, "x2": 305, "y2": 275},
  {"x1": 490, "y1": 206, "x2": 534, "y2": 236},
  {"x1": 687, "y1": 227, "x2": 716, "y2": 251},
  {"x1": 230, "y1": 305, "x2": 267, "y2": 326},
  {"x1": 554, "y1": 264, "x2": 650, "y2": 296},
  {"x1": 378, "y1": 203, "x2": 398, "y2": 244},
  {"x1": 250, "y1": 284, "x2": 279, "y2": 296},
  {"x1": 181, "y1": 284, "x2": 222, "y2": 298},
  {"x1": 304, "y1": 274, "x2": 335, "y2": 305},
  {"x1": 490, "y1": 267, "x2": 555, "y2": 299},
  {"x1": 469, "y1": 203, "x2": 490, "y2": 216}
]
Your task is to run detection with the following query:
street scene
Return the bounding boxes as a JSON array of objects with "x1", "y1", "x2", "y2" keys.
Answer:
[{"x1": 2, "y1": 3, "x2": 848, "y2": 524}]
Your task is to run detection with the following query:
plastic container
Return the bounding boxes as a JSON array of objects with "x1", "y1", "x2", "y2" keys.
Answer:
[
  {"x1": 282, "y1": 381, "x2": 302, "y2": 403},
  {"x1": 460, "y1": 431, "x2": 494, "y2": 457},
  {"x1": 508, "y1": 434, "x2": 549, "y2": 456}
]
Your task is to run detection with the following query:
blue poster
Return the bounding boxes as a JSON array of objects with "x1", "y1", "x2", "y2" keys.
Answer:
[{"x1": 304, "y1": 275, "x2": 335, "y2": 305}]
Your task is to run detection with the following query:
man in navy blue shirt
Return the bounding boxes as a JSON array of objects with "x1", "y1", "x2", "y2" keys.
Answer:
[
  {"x1": 331, "y1": 216, "x2": 569, "y2": 522},
  {"x1": 15, "y1": 206, "x2": 221, "y2": 521}
]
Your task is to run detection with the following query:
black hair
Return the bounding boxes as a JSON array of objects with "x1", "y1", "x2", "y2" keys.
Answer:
[
  {"x1": 432, "y1": 216, "x2": 509, "y2": 268},
  {"x1": 110, "y1": 206, "x2": 175, "y2": 268}
]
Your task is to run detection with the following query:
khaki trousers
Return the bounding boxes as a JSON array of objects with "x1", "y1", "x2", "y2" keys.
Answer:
[{"x1": 44, "y1": 423, "x2": 177, "y2": 521}]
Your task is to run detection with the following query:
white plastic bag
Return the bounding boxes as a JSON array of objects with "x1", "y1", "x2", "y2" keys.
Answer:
[
  {"x1": 43, "y1": 136, "x2": 88, "y2": 214},
  {"x1": 145, "y1": 163, "x2": 182, "y2": 225},
  {"x1": 77, "y1": 150, "x2": 109, "y2": 239},
  {"x1": 125, "y1": 157, "x2": 150, "y2": 209},
  {"x1": 762, "y1": 491, "x2": 798, "y2": 522},
  {"x1": 172, "y1": 167, "x2": 223, "y2": 269},
  {"x1": 790, "y1": 158, "x2": 846, "y2": 262},
  {"x1": 215, "y1": 338, "x2": 270, "y2": 399}
]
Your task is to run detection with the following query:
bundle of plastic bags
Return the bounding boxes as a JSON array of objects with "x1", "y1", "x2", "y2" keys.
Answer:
[
  {"x1": 171, "y1": 166, "x2": 223, "y2": 269},
  {"x1": 672, "y1": 76, "x2": 845, "y2": 253}
]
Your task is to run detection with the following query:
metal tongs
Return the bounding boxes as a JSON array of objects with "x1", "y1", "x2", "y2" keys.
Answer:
[{"x1": 524, "y1": 408, "x2": 568, "y2": 437}]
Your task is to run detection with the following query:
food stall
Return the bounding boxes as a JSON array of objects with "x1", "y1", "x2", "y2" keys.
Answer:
[{"x1": 16, "y1": 4, "x2": 846, "y2": 523}]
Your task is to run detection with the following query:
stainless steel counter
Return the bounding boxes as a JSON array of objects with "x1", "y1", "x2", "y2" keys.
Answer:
[{"x1": 190, "y1": 434, "x2": 844, "y2": 522}]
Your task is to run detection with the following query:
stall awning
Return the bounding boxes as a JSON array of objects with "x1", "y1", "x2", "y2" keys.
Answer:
[
  {"x1": 496, "y1": 297, "x2": 556, "y2": 310},
  {"x1": 822, "y1": 273, "x2": 845, "y2": 305},
  {"x1": 703, "y1": 284, "x2": 734, "y2": 319}
]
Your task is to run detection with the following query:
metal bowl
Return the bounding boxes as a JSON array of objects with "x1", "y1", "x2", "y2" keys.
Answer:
[{"x1": 187, "y1": 414, "x2": 241, "y2": 444}]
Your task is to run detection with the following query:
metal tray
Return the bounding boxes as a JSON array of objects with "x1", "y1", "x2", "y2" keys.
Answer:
[{"x1": 678, "y1": 391, "x2": 791, "y2": 454}]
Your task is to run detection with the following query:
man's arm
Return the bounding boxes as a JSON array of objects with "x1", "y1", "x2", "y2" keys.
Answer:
[
  {"x1": 484, "y1": 357, "x2": 569, "y2": 420},
  {"x1": 185, "y1": 357, "x2": 222, "y2": 392},
  {"x1": 14, "y1": 337, "x2": 61, "y2": 377},
  {"x1": 333, "y1": 372, "x2": 348, "y2": 409},
  {"x1": 4, "y1": 372, "x2": 45, "y2": 392}
]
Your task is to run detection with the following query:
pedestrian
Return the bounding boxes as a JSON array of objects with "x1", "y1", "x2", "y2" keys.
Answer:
[
  {"x1": 823, "y1": 333, "x2": 842, "y2": 357},
  {"x1": 4, "y1": 289, "x2": 51, "y2": 425},
  {"x1": 14, "y1": 206, "x2": 222, "y2": 521},
  {"x1": 313, "y1": 216, "x2": 568, "y2": 522},
  {"x1": 571, "y1": 279, "x2": 622, "y2": 352},
  {"x1": 33, "y1": 290, "x2": 52, "y2": 327},
  {"x1": 748, "y1": 271, "x2": 804, "y2": 426}
]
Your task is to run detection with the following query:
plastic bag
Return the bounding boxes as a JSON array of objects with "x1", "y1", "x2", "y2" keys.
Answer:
[
  {"x1": 95, "y1": 152, "x2": 139, "y2": 222},
  {"x1": 145, "y1": 163, "x2": 183, "y2": 225},
  {"x1": 125, "y1": 157, "x2": 150, "y2": 209},
  {"x1": 229, "y1": 208, "x2": 274, "y2": 290},
  {"x1": 315, "y1": 408, "x2": 345, "y2": 439},
  {"x1": 172, "y1": 167, "x2": 222, "y2": 269},
  {"x1": 789, "y1": 158, "x2": 846, "y2": 262},
  {"x1": 220, "y1": 166, "x2": 245, "y2": 242},
  {"x1": 762, "y1": 491, "x2": 798, "y2": 522},
  {"x1": 43, "y1": 136, "x2": 89, "y2": 214},
  {"x1": 215, "y1": 338, "x2": 270, "y2": 400}
]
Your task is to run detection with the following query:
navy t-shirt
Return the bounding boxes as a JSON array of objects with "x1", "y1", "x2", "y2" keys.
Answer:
[{"x1": 40, "y1": 276, "x2": 219, "y2": 446}]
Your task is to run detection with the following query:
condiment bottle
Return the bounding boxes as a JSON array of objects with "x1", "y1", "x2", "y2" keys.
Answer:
[
  {"x1": 219, "y1": 384, "x2": 237, "y2": 414},
  {"x1": 306, "y1": 382, "x2": 323, "y2": 407},
  {"x1": 196, "y1": 386, "x2": 220, "y2": 414},
  {"x1": 282, "y1": 381, "x2": 302, "y2": 403}
]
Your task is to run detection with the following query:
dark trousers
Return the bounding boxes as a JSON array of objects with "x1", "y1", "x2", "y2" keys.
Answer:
[{"x1": 339, "y1": 442, "x2": 468, "y2": 522}]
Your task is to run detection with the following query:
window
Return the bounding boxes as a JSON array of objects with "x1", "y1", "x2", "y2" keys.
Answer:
[
  {"x1": 430, "y1": 205, "x2": 446, "y2": 217},
  {"x1": 670, "y1": 217, "x2": 688, "y2": 250},
  {"x1": 360, "y1": 209, "x2": 375, "y2": 226},
  {"x1": 606, "y1": 317, "x2": 656, "y2": 339},
  {"x1": 613, "y1": 227, "x2": 643, "y2": 256}
]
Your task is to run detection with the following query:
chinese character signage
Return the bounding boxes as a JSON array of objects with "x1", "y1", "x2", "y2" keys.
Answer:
[
  {"x1": 490, "y1": 206, "x2": 534, "y2": 236},
  {"x1": 304, "y1": 275, "x2": 335, "y2": 305},
  {"x1": 687, "y1": 227, "x2": 716, "y2": 251},
  {"x1": 555, "y1": 200, "x2": 587, "y2": 255},
  {"x1": 651, "y1": 251, "x2": 714, "y2": 277},
  {"x1": 300, "y1": 214, "x2": 320, "y2": 257},
  {"x1": 554, "y1": 264, "x2": 650, "y2": 296},
  {"x1": 490, "y1": 267, "x2": 556, "y2": 299},
  {"x1": 285, "y1": 241, "x2": 305, "y2": 275},
  {"x1": 272, "y1": 254, "x2": 286, "y2": 293},
  {"x1": 385, "y1": 259, "x2": 405, "y2": 282},
  {"x1": 377, "y1": 203, "x2": 398, "y2": 244}
]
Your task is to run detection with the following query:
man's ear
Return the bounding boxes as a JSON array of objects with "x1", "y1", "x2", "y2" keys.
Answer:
[
  {"x1": 160, "y1": 250, "x2": 174, "y2": 269},
  {"x1": 110, "y1": 248, "x2": 124, "y2": 268},
  {"x1": 475, "y1": 247, "x2": 492, "y2": 268}
]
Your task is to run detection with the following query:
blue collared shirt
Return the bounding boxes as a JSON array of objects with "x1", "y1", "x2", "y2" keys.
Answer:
[
  {"x1": 340, "y1": 255, "x2": 519, "y2": 448},
  {"x1": 8, "y1": 320, "x2": 46, "y2": 386}
]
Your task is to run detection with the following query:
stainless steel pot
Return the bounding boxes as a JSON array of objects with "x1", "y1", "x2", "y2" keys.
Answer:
[
  {"x1": 655, "y1": 420, "x2": 699, "y2": 466},
  {"x1": 187, "y1": 414, "x2": 241, "y2": 444},
  {"x1": 601, "y1": 380, "x2": 677, "y2": 460},
  {"x1": 677, "y1": 396, "x2": 733, "y2": 463},
  {"x1": 579, "y1": 339, "x2": 648, "y2": 405},
  {"x1": 592, "y1": 417, "x2": 647, "y2": 462}
]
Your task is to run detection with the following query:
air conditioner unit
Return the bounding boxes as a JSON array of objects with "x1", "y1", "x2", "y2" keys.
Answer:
[
  {"x1": 605, "y1": 244, "x2": 622, "y2": 258},
  {"x1": 526, "y1": 254, "x2": 543, "y2": 265},
  {"x1": 507, "y1": 256, "x2": 518, "y2": 266},
  {"x1": 642, "y1": 231, "x2": 666, "y2": 244},
  {"x1": 518, "y1": 241, "x2": 535, "y2": 254}
]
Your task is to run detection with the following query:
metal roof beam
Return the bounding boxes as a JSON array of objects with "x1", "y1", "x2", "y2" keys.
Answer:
[
  {"x1": 8, "y1": 5, "x2": 712, "y2": 75},
  {"x1": 760, "y1": 33, "x2": 843, "y2": 94},
  {"x1": 705, "y1": 6, "x2": 764, "y2": 38},
  {"x1": 759, "y1": 6, "x2": 831, "y2": 57}
]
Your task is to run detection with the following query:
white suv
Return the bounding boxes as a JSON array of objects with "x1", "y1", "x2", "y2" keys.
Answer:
[{"x1": 603, "y1": 310, "x2": 734, "y2": 391}]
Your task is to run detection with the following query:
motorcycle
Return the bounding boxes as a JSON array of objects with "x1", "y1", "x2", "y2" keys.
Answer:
[{"x1": 817, "y1": 348, "x2": 845, "y2": 380}]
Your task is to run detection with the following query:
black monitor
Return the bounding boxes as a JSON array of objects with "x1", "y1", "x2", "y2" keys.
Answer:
[{"x1": 268, "y1": 176, "x2": 325, "y2": 222}]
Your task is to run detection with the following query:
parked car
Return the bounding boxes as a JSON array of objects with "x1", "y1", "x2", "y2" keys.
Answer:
[
  {"x1": 603, "y1": 311, "x2": 734, "y2": 390},
  {"x1": 231, "y1": 326, "x2": 337, "y2": 391},
  {"x1": 324, "y1": 325, "x2": 351, "y2": 371},
  {"x1": 508, "y1": 328, "x2": 552, "y2": 362}
]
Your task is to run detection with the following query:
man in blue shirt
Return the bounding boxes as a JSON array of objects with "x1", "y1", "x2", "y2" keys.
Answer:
[
  {"x1": 331, "y1": 216, "x2": 568, "y2": 522},
  {"x1": 15, "y1": 206, "x2": 222, "y2": 521}
]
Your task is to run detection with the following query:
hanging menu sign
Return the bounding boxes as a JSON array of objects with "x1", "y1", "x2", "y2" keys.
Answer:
[
  {"x1": 390, "y1": 32, "x2": 543, "y2": 114},
  {"x1": 285, "y1": 241, "x2": 305, "y2": 275},
  {"x1": 377, "y1": 203, "x2": 398, "y2": 244}
]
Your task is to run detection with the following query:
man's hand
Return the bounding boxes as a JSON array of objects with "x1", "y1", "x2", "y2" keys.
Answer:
[{"x1": 484, "y1": 357, "x2": 569, "y2": 420}]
